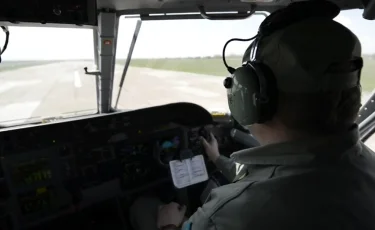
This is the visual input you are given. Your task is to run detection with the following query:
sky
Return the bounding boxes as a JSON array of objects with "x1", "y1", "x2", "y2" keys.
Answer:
[{"x1": 0, "y1": 9, "x2": 374, "y2": 60}]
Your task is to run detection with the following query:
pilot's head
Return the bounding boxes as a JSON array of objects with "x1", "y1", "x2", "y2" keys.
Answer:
[{"x1": 233, "y1": 2, "x2": 363, "y2": 145}]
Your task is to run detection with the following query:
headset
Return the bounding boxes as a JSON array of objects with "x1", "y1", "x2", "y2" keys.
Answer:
[
  {"x1": 222, "y1": 1, "x2": 363, "y2": 126},
  {"x1": 0, "y1": 26, "x2": 9, "y2": 64}
]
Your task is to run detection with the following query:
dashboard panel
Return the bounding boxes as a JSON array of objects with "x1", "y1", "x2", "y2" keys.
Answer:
[
  {"x1": 0, "y1": 103, "x2": 238, "y2": 230},
  {"x1": 0, "y1": 0, "x2": 97, "y2": 26}
]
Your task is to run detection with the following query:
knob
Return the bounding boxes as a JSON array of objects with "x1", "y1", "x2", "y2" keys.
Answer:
[
  {"x1": 223, "y1": 77, "x2": 233, "y2": 89},
  {"x1": 53, "y1": 7, "x2": 62, "y2": 16}
]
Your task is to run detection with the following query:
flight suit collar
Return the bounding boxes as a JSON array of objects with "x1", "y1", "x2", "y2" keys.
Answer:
[{"x1": 231, "y1": 125, "x2": 360, "y2": 166}]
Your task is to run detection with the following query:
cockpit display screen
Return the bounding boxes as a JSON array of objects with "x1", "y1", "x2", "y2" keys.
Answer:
[
  {"x1": 18, "y1": 186, "x2": 56, "y2": 215},
  {"x1": 158, "y1": 136, "x2": 181, "y2": 164},
  {"x1": 160, "y1": 136, "x2": 180, "y2": 151},
  {"x1": 11, "y1": 158, "x2": 52, "y2": 186}
]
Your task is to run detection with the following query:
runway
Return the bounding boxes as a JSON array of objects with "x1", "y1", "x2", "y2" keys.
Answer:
[
  {"x1": 0, "y1": 61, "x2": 229, "y2": 123},
  {"x1": 0, "y1": 60, "x2": 374, "y2": 149}
]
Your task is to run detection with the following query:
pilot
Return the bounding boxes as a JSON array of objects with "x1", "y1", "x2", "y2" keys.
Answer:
[{"x1": 130, "y1": 1, "x2": 375, "y2": 230}]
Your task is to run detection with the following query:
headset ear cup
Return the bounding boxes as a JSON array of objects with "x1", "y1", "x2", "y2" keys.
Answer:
[{"x1": 226, "y1": 65, "x2": 261, "y2": 126}]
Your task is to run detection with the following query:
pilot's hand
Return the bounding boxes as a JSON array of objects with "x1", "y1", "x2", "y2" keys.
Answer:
[
  {"x1": 201, "y1": 132, "x2": 220, "y2": 162},
  {"x1": 157, "y1": 202, "x2": 187, "y2": 228}
]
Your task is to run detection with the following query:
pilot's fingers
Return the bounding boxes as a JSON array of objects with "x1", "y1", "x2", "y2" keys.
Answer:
[
  {"x1": 158, "y1": 202, "x2": 177, "y2": 215},
  {"x1": 178, "y1": 204, "x2": 187, "y2": 215},
  {"x1": 200, "y1": 136, "x2": 209, "y2": 147},
  {"x1": 158, "y1": 204, "x2": 164, "y2": 211},
  {"x1": 210, "y1": 132, "x2": 217, "y2": 142},
  {"x1": 168, "y1": 202, "x2": 182, "y2": 210},
  {"x1": 168, "y1": 202, "x2": 187, "y2": 215}
]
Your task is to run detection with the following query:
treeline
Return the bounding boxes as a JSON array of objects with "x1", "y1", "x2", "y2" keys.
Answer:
[
  {"x1": 132, "y1": 55, "x2": 240, "y2": 60},
  {"x1": 365, "y1": 54, "x2": 375, "y2": 59},
  {"x1": 133, "y1": 54, "x2": 375, "y2": 60}
]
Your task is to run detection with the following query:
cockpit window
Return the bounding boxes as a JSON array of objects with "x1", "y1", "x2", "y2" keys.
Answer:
[
  {"x1": 113, "y1": 15, "x2": 265, "y2": 111},
  {"x1": 0, "y1": 9, "x2": 374, "y2": 138},
  {"x1": 114, "y1": 9, "x2": 375, "y2": 148},
  {"x1": 0, "y1": 27, "x2": 97, "y2": 126}
]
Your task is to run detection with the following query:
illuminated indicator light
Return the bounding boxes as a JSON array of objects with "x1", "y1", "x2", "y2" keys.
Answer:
[
  {"x1": 104, "y1": 40, "x2": 112, "y2": 45},
  {"x1": 211, "y1": 112, "x2": 226, "y2": 116},
  {"x1": 36, "y1": 187, "x2": 47, "y2": 194},
  {"x1": 52, "y1": 140, "x2": 56, "y2": 143},
  {"x1": 138, "y1": 130, "x2": 142, "y2": 134}
]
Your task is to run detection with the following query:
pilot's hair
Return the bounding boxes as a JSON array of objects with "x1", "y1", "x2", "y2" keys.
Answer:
[{"x1": 275, "y1": 86, "x2": 362, "y2": 134}]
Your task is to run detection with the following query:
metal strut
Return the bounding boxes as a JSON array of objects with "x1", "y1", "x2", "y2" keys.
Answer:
[
  {"x1": 114, "y1": 20, "x2": 142, "y2": 110},
  {"x1": 92, "y1": 11, "x2": 119, "y2": 113}
]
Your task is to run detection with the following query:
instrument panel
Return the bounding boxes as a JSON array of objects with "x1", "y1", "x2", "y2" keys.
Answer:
[
  {"x1": 0, "y1": 103, "x2": 236, "y2": 229},
  {"x1": 0, "y1": 0, "x2": 97, "y2": 26}
]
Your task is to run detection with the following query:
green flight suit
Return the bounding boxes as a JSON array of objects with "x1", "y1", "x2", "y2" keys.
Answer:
[
  {"x1": 181, "y1": 125, "x2": 375, "y2": 230},
  {"x1": 131, "y1": 125, "x2": 375, "y2": 230}
]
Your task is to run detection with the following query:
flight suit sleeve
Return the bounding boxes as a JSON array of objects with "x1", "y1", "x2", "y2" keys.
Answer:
[
  {"x1": 214, "y1": 155, "x2": 247, "y2": 182},
  {"x1": 181, "y1": 207, "x2": 216, "y2": 230},
  {"x1": 181, "y1": 176, "x2": 256, "y2": 230}
]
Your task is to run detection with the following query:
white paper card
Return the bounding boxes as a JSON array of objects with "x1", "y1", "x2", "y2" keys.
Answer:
[{"x1": 169, "y1": 155, "x2": 208, "y2": 189}]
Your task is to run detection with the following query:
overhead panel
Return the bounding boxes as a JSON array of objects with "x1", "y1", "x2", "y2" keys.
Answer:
[
  {"x1": 0, "y1": 0, "x2": 97, "y2": 26},
  {"x1": 98, "y1": 0, "x2": 364, "y2": 15}
]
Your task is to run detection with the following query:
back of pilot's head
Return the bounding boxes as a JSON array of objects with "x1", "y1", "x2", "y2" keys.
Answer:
[{"x1": 244, "y1": 2, "x2": 362, "y2": 136}]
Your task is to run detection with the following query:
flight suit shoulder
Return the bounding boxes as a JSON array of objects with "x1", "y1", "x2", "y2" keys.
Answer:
[
  {"x1": 204, "y1": 179, "x2": 256, "y2": 216},
  {"x1": 186, "y1": 166, "x2": 277, "y2": 230},
  {"x1": 185, "y1": 180, "x2": 255, "y2": 230}
]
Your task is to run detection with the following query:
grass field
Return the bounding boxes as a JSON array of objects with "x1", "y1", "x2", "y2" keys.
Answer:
[
  {"x1": 1, "y1": 57, "x2": 374, "y2": 91},
  {"x1": 0, "y1": 61, "x2": 58, "y2": 73},
  {"x1": 122, "y1": 56, "x2": 375, "y2": 92},
  {"x1": 124, "y1": 57, "x2": 240, "y2": 77}
]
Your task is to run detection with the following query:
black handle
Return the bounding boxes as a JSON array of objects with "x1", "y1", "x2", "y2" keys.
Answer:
[{"x1": 198, "y1": 5, "x2": 255, "y2": 20}]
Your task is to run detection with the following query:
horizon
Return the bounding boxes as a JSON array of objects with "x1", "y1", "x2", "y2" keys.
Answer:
[{"x1": 2, "y1": 54, "x2": 375, "y2": 62}]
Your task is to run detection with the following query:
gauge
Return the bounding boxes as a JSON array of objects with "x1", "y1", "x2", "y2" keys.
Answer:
[
  {"x1": 123, "y1": 161, "x2": 149, "y2": 183},
  {"x1": 115, "y1": 143, "x2": 134, "y2": 159},
  {"x1": 154, "y1": 136, "x2": 181, "y2": 167},
  {"x1": 134, "y1": 143, "x2": 152, "y2": 156}
]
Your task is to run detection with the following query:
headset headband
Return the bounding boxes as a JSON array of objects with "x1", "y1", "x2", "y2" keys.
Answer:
[
  {"x1": 224, "y1": 1, "x2": 362, "y2": 126},
  {"x1": 247, "y1": 1, "x2": 362, "y2": 91},
  {"x1": 258, "y1": 1, "x2": 340, "y2": 37},
  {"x1": 250, "y1": 1, "x2": 341, "y2": 61}
]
